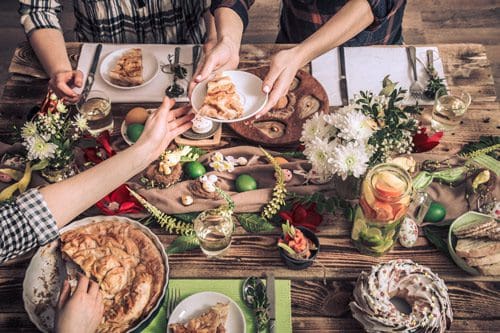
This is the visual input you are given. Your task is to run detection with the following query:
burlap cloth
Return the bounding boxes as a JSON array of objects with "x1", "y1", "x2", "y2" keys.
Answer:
[{"x1": 1, "y1": 141, "x2": 498, "y2": 220}]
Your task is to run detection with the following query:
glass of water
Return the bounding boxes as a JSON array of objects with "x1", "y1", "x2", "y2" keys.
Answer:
[
  {"x1": 431, "y1": 87, "x2": 471, "y2": 131},
  {"x1": 194, "y1": 209, "x2": 234, "y2": 257},
  {"x1": 77, "y1": 90, "x2": 114, "y2": 135}
]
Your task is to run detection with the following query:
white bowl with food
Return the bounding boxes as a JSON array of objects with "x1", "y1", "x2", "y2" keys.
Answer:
[
  {"x1": 167, "y1": 291, "x2": 246, "y2": 333},
  {"x1": 23, "y1": 215, "x2": 169, "y2": 333},
  {"x1": 191, "y1": 70, "x2": 268, "y2": 123},
  {"x1": 100, "y1": 48, "x2": 159, "y2": 89}
]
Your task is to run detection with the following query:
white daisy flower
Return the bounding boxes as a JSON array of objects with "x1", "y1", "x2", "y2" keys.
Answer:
[
  {"x1": 56, "y1": 100, "x2": 68, "y2": 113},
  {"x1": 21, "y1": 121, "x2": 38, "y2": 139},
  {"x1": 328, "y1": 141, "x2": 371, "y2": 180},
  {"x1": 74, "y1": 113, "x2": 89, "y2": 131},
  {"x1": 300, "y1": 113, "x2": 331, "y2": 143},
  {"x1": 27, "y1": 135, "x2": 57, "y2": 161},
  {"x1": 303, "y1": 136, "x2": 335, "y2": 181},
  {"x1": 333, "y1": 110, "x2": 374, "y2": 143}
]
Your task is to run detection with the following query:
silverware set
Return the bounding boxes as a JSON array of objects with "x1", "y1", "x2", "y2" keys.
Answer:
[
  {"x1": 406, "y1": 45, "x2": 425, "y2": 99},
  {"x1": 165, "y1": 287, "x2": 181, "y2": 320}
]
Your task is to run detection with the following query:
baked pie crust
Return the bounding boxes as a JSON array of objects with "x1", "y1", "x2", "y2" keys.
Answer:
[
  {"x1": 60, "y1": 220, "x2": 165, "y2": 333},
  {"x1": 109, "y1": 48, "x2": 144, "y2": 87},
  {"x1": 199, "y1": 75, "x2": 244, "y2": 120},
  {"x1": 169, "y1": 302, "x2": 229, "y2": 333}
]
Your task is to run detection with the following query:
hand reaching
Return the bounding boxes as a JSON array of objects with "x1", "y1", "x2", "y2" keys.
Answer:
[
  {"x1": 189, "y1": 37, "x2": 240, "y2": 95},
  {"x1": 256, "y1": 48, "x2": 305, "y2": 118},
  {"x1": 135, "y1": 97, "x2": 194, "y2": 161},
  {"x1": 55, "y1": 275, "x2": 104, "y2": 333},
  {"x1": 49, "y1": 70, "x2": 84, "y2": 104}
]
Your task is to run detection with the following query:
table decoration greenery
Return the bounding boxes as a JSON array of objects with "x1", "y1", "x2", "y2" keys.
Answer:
[{"x1": 300, "y1": 76, "x2": 421, "y2": 183}]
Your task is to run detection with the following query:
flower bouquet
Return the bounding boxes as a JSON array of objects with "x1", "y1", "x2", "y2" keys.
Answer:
[
  {"x1": 300, "y1": 76, "x2": 421, "y2": 183},
  {"x1": 20, "y1": 92, "x2": 88, "y2": 182}
]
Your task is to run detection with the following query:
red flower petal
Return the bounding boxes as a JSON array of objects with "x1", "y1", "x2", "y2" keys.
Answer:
[
  {"x1": 278, "y1": 211, "x2": 294, "y2": 223},
  {"x1": 413, "y1": 127, "x2": 444, "y2": 153},
  {"x1": 293, "y1": 205, "x2": 308, "y2": 223}
]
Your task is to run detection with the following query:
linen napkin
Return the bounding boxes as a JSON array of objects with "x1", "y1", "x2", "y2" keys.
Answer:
[
  {"x1": 141, "y1": 279, "x2": 292, "y2": 333},
  {"x1": 311, "y1": 46, "x2": 446, "y2": 106},
  {"x1": 75, "y1": 43, "x2": 195, "y2": 103}
]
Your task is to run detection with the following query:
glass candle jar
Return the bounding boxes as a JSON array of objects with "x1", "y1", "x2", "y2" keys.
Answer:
[
  {"x1": 351, "y1": 163, "x2": 412, "y2": 256},
  {"x1": 194, "y1": 209, "x2": 234, "y2": 257}
]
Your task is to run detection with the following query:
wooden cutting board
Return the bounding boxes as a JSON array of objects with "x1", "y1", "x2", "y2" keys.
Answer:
[{"x1": 228, "y1": 67, "x2": 329, "y2": 147}]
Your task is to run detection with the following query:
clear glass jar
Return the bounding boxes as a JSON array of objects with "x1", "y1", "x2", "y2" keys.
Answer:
[
  {"x1": 351, "y1": 163, "x2": 412, "y2": 256},
  {"x1": 194, "y1": 209, "x2": 234, "y2": 257}
]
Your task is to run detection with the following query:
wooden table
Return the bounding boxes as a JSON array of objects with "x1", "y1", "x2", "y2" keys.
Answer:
[{"x1": 0, "y1": 43, "x2": 499, "y2": 332}]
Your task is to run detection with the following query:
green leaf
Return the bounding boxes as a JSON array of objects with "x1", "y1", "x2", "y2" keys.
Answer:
[
  {"x1": 172, "y1": 212, "x2": 199, "y2": 223},
  {"x1": 31, "y1": 159, "x2": 49, "y2": 171},
  {"x1": 237, "y1": 213, "x2": 276, "y2": 233},
  {"x1": 279, "y1": 151, "x2": 306, "y2": 159},
  {"x1": 471, "y1": 154, "x2": 500, "y2": 176},
  {"x1": 423, "y1": 226, "x2": 450, "y2": 257},
  {"x1": 166, "y1": 235, "x2": 200, "y2": 254}
]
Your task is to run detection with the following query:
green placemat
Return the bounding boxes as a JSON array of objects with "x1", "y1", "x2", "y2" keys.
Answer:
[{"x1": 141, "y1": 279, "x2": 292, "y2": 333}]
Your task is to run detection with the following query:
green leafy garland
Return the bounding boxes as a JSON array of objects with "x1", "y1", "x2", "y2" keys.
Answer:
[
  {"x1": 260, "y1": 148, "x2": 287, "y2": 220},
  {"x1": 128, "y1": 187, "x2": 195, "y2": 236}
]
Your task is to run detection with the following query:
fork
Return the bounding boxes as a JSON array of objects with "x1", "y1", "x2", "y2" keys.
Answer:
[
  {"x1": 166, "y1": 287, "x2": 181, "y2": 320},
  {"x1": 407, "y1": 45, "x2": 424, "y2": 99}
]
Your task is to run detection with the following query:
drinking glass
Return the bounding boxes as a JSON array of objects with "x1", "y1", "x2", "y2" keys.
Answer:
[
  {"x1": 431, "y1": 87, "x2": 471, "y2": 131},
  {"x1": 351, "y1": 163, "x2": 412, "y2": 256},
  {"x1": 77, "y1": 90, "x2": 114, "y2": 135},
  {"x1": 194, "y1": 209, "x2": 234, "y2": 257}
]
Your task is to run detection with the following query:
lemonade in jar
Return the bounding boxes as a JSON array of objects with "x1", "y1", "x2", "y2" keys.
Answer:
[{"x1": 351, "y1": 163, "x2": 412, "y2": 256}]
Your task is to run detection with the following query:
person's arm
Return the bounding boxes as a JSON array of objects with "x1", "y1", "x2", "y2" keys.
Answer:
[
  {"x1": 40, "y1": 98, "x2": 194, "y2": 228},
  {"x1": 189, "y1": 3, "x2": 249, "y2": 94},
  {"x1": 257, "y1": 0, "x2": 374, "y2": 117},
  {"x1": 202, "y1": 10, "x2": 217, "y2": 54},
  {"x1": 0, "y1": 98, "x2": 193, "y2": 263},
  {"x1": 19, "y1": 1, "x2": 82, "y2": 103}
]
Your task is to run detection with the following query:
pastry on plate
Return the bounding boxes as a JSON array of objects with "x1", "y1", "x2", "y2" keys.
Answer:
[
  {"x1": 169, "y1": 302, "x2": 229, "y2": 333},
  {"x1": 199, "y1": 74, "x2": 244, "y2": 120},
  {"x1": 109, "y1": 48, "x2": 144, "y2": 87},
  {"x1": 60, "y1": 220, "x2": 165, "y2": 333}
]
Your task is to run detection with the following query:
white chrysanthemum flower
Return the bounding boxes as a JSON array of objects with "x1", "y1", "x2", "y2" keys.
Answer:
[
  {"x1": 56, "y1": 100, "x2": 68, "y2": 113},
  {"x1": 328, "y1": 142, "x2": 371, "y2": 180},
  {"x1": 300, "y1": 113, "x2": 331, "y2": 143},
  {"x1": 74, "y1": 113, "x2": 89, "y2": 131},
  {"x1": 27, "y1": 135, "x2": 57, "y2": 160},
  {"x1": 21, "y1": 121, "x2": 38, "y2": 139},
  {"x1": 304, "y1": 136, "x2": 335, "y2": 180},
  {"x1": 328, "y1": 109, "x2": 374, "y2": 144}
]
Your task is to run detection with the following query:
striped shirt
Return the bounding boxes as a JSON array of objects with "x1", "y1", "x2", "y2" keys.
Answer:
[
  {"x1": 19, "y1": 0, "x2": 211, "y2": 44},
  {"x1": 212, "y1": 0, "x2": 407, "y2": 45},
  {"x1": 0, "y1": 189, "x2": 58, "y2": 264}
]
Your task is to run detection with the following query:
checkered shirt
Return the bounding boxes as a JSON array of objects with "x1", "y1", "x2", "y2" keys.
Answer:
[
  {"x1": 0, "y1": 188, "x2": 58, "y2": 264},
  {"x1": 212, "y1": 0, "x2": 406, "y2": 45},
  {"x1": 19, "y1": 0, "x2": 210, "y2": 44}
]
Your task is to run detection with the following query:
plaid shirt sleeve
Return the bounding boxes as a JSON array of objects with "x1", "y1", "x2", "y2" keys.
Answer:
[
  {"x1": 0, "y1": 188, "x2": 58, "y2": 264},
  {"x1": 210, "y1": 0, "x2": 255, "y2": 30},
  {"x1": 18, "y1": 0, "x2": 62, "y2": 35}
]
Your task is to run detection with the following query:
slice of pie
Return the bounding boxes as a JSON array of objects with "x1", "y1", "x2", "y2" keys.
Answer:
[
  {"x1": 199, "y1": 74, "x2": 244, "y2": 120},
  {"x1": 109, "y1": 48, "x2": 144, "y2": 87},
  {"x1": 169, "y1": 302, "x2": 229, "y2": 333},
  {"x1": 60, "y1": 220, "x2": 166, "y2": 333}
]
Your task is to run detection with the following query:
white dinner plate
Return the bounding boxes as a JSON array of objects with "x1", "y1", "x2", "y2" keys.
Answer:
[
  {"x1": 191, "y1": 70, "x2": 268, "y2": 123},
  {"x1": 99, "y1": 48, "x2": 160, "y2": 89},
  {"x1": 23, "y1": 216, "x2": 169, "y2": 333},
  {"x1": 167, "y1": 291, "x2": 246, "y2": 332}
]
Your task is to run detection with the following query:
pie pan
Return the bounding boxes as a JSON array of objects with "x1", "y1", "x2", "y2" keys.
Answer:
[
  {"x1": 23, "y1": 215, "x2": 169, "y2": 333},
  {"x1": 99, "y1": 48, "x2": 160, "y2": 90}
]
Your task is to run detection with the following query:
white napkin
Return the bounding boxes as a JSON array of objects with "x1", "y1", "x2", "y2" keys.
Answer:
[
  {"x1": 311, "y1": 46, "x2": 446, "y2": 106},
  {"x1": 76, "y1": 43, "x2": 196, "y2": 103}
]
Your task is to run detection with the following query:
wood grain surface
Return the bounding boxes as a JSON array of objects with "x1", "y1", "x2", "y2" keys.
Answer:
[{"x1": 0, "y1": 43, "x2": 499, "y2": 332}]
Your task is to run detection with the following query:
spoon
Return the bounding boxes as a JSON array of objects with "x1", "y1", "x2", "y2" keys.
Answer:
[{"x1": 242, "y1": 277, "x2": 269, "y2": 333}]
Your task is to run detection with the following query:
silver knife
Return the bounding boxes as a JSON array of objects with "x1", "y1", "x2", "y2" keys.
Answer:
[
  {"x1": 266, "y1": 273, "x2": 276, "y2": 333},
  {"x1": 192, "y1": 44, "x2": 202, "y2": 76},
  {"x1": 338, "y1": 46, "x2": 348, "y2": 106},
  {"x1": 80, "y1": 43, "x2": 102, "y2": 102}
]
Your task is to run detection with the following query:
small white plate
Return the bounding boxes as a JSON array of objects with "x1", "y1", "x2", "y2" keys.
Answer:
[
  {"x1": 167, "y1": 291, "x2": 246, "y2": 332},
  {"x1": 100, "y1": 48, "x2": 159, "y2": 89},
  {"x1": 191, "y1": 70, "x2": 268, "y2": 123}
]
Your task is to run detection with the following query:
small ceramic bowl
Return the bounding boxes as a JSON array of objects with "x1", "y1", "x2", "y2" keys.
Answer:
[{"x1": 278, "y1": 226, "x2": 320, "y2": 270}]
